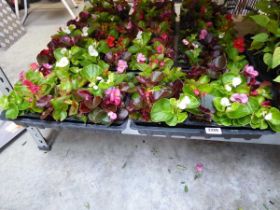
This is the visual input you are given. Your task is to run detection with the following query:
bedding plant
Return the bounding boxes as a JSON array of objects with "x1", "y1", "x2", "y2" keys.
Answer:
[
  {"x1": 0, "y1": 0, "x2": 280, "y2": 132},
  {"x1": 246, "y1": 0, "x2": 280, "y2": 82}
]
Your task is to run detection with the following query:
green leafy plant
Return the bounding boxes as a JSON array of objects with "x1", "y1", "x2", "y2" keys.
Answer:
[{"x1": 249, "y1": 0, "x2": 280, "y2": 82}]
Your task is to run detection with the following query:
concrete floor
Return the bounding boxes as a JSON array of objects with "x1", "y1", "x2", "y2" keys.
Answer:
[{"x1": 1, "y1": 2, "x2": 280, "y2": 210}]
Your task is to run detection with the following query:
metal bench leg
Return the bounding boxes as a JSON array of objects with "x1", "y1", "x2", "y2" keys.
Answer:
[
  {"x1": 27, "y1": 127, "x2": 51, "y2": 151},
  {"x1": 0, "y1": 67, "x2": 51, "y2": 151},
  {"x1": 70, "y1": 0, "x2": 78, "y2": 8},
  {"x1": 61, "y1": 0, "x2": 76, "y2": 19}
]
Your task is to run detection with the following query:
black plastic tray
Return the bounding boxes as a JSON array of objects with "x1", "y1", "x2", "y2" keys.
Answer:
[
  {"x1": 0, "y1": 112, "x2": 127, "y2": 132},
  {"x1": 131, "y1": 120, "x2": 273, "y2": 140}
]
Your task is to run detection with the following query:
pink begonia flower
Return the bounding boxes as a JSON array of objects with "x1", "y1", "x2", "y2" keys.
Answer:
[
  {"x1": 108, "y1": 111, "x2": 117, "y2": 120},
  {"x1": 182, "y1": 39, "x2": 189, "y2": 46},
  {"x1": 206, "y1": 21, "x2": 213, "y2": 27},
  {"x1": 250, "y1": 89, "x2": 258, "y2": 96},
  {"x1": 137, "y1": 53, "x2": 146, "y2": 63},
  {"x1": 105, "y1": 87, "x2": 122, "y2": 106},
  {"x1": 194, "y1": 89, "x2": 200, "y2": 96},
  {"x1": 244, "y1": 65, "x2": 259, "y2": 78},
  {"x1": 199, "y1": 29, "x2": 208, "y2": 40},
  {"x1": 160, "y1": 61, "x2": 165, "y2": 67},
  {"x1": 19, "y1": 71, "x2": 25, "y2": 81},
  {"x1": 30, "y1": 63, "x2": 39, "y2": 70},
  {"x1": 161, "y1": 33, "x2": 168, "y2": 41},
  {"x1": 261, "y1": 101, "x2": 271, "y2": 107},
  {"x1": 195, "y1": 163, "x2": 204, "y2": 173},
  {"x1": 156, "y1": 45, "x2": 164, "y2": 54},
  {"x1": 230, "y1": 93, "x2": 248, "y2": 104},
  {"x1": 23, "y1": 80, "x2": 40, "y2": 94},
  {"x1": 39, "y1": 63, "x2": 53, "y2": 76},
  {"x1": 117, "y1": 60, "x2": 128, "y2": 73},
  {"x1": 153, "y1": 59, "x2": 159, "y2": 64},
  {"x1": 126, "y1": 21, "x2": 132, "y2": 30}
]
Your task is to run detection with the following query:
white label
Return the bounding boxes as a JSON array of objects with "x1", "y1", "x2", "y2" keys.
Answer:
[{"x1": 205, "y1": 127, "x2": 222, "y2": 135}]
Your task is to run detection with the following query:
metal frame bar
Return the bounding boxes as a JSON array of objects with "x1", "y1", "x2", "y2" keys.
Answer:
[
  {"x1": 14, "y1": 0, "x2": 77, "y2": 25},
  {"x1": 0, "y1": 67, "x2": 51, "y2": 151}
]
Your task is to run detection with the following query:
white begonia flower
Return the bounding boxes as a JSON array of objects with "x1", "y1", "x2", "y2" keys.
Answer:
[
  {"x1": 136, "y1": 31, "x2": 143, "y2": 40},
  {"x1": 82, "y1": 27, "x2": 89, "y2": 37},
  {"x1": 221, "y1": 97, "x2": 231, "y2": 107},
  {"x1": 218, "y1": 33, "x2": 225, "y2": 39},
  {"x1": 264, "y1": 113, "x2": 272, "y2": 121},
  {"x1": 97, "y1": 76, "x2": 103, "y2": 81},
  {"x1": 93, "y1": 85, "x2": 99, "y2": 90},
  {"x1": 192, "y1": 43, "x2": 199, "y2": 49},
  {"x1": 232, "y1": 77, "x2": 242, "y2": 87},
  {"x1": 225, "y1": 84, "x2": 232, "y2": 92},
  {"x1": 61, "y1": 48, "x2": 67, "y2": 54},
  {"x1": 177, "y1": 96, "x2": 191, "y2": 110},
  {"x1": 62, "y1": 26, "x2": 71, "y2": 34},
  {"x1": 56, "y1": 57, "x2": 69, "y2": 68},
  {"x1": 88, "y1": 45, "x2": 99, "y2": 57}
]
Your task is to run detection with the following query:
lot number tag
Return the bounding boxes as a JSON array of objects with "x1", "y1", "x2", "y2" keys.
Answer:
[{"x1": 205, "y1": 127, "x2": 222, "y2": 135}]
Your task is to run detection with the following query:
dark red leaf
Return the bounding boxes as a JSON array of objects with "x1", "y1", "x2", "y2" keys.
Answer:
[
  {"x1": 84, "y1": 96, "x2": 102, "y2": 110},
  {"x1": 40, "y1": 106, "x2": 53, "y2": 120},
  {"x1": 76, "y1": 90, "x2": 93, "y2": 101},
  {"x1": 79, "y1": 101, "x2": 91, "y2": 114},
  {"x1": 36, "y1": 95, "x2": 53, "y2": 108}
]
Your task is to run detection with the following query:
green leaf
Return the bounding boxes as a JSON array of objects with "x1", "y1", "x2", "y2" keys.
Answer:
[
  {"x1": 251, "y1": 33, "x2": 269, "y2": 42},
  {"x1": 0, "y1": 95, "x2": 9, "y2": 109},
  {"x1": 233, "y1": 116, "x2": 251, "y2": 126},
  {"x1": 51, "y1": 96, "x2": 69, "y2": 121},
  {"x1": 69, "y1": 67, "x2": 82, "y2": 74},
  {"x1": 250, "y1": 15, "x2": 270, "y2": 28},
  {"x1": 54, "y1": 48, "x2": 65, "y2": 60},
  {"x1": 58, "y1": 80, "x2": 72, "y2": 94},
  {"x1": 250, "y1": 33, "x2": 268, "y2": 50},
  {"x1": 128, "y1": 45, "x2": 140, "y2": 54},
  {"x1": 18, "y1": 101, "x2": 30, "y2": 110},
  {"x1": 98, "y1": 41, "x2": 110, "y2": 54},
  {"x1": 142, "y1": 32, "x2": 152, "y2": 45},
  {"x1": 151, "y1": 99, "x2": 173, "y2": 123},
  {"x1": 213, "y1": 97, "x2": 226, "y2": 112},
  {"x1": 183, "y1": 95, "x2": 200, "y2": 110},
  {"x1": 267, "y1": 19, "x2": 278, "y2": 34},
  {"x1": 55, "y1": 68, "x2": 69, "y2": 81},
  {"x1": 108, "y1": 29, "x2": 119, "y2": 39},
  {"x1": 273, "y1": 75, "x2": 280, "y2": 83},
  {"x1": 222, "y1": 72, "x2": 238, "y2": 85},
  {"x1": 5, "y1": 104, "x2": 19, "y2": 119},
  {"x1": 98, "y1": 60, "x2": 110, "y2": 71},
  {"x1": 52, "y1": 110, "x2": 67, "y2": 121},
  {"x1": 268, "y1": 107, "x2": 280, "y2": 125},
  {"x1": 272, "y1": 47, "x2": 280, "y2": 69},
  {"x1": 213, "y1": 114, "x2": 232, "y2": 126},
  {"x1": 25, "y1": 70, "x2": 43, "y2": 83},
  {"x1": 177, "y1": 112, "x2": 188, "y2": 124},
  {"x1": 70, "y1": 46, "x2": 83, "y2": 56},
  {"x1": 69, "y1": 101, "x2": 79, "y2": 116},
  {"x1": 198, "y1": 75, "x2": 210, "y2": 84},
  {"x1": 263, "y1": 53, "x2": 273, "y2": 68},
  {"x1": 135, "y1": 63, "x2": 152, "y2": 72},
  {"x1": 226, "y1": 103, "x2": 251, "y2": 119},
  {"x1": 81, "y1": 64, "x2": 102, "y2": 82},
  {"x1": 88, "y1": 108, "x2": 111, "y2": 125},
  {"x1": 268, "y1": 123, "x2": 280, "y2": 132}
]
